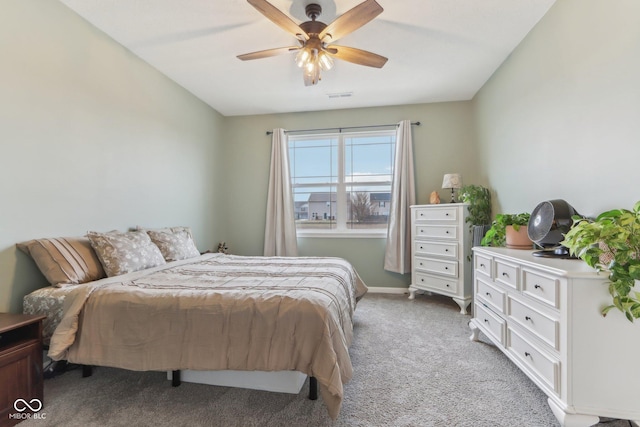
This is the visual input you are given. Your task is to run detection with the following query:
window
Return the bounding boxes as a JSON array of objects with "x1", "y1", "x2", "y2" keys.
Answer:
[{"x1": 289, "y1": 130, "x2": 396, "y2": 236}]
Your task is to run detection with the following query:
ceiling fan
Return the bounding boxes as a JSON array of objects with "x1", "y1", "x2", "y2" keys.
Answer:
[{"x1": 237, "y1": 0, "x2": 388, "y2": 86}]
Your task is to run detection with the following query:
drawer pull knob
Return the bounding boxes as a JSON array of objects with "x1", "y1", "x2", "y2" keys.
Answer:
[
  {"x1": 421, "y1": 278, "x2": 424, "y2": 282},
  {"x1": 524, "y1": 352, "x2": 531, "y2": 358},
  {"x1": 420, "y1": 262, "x2": 423, "y2": 266},
  {"x1": 484, "y1": 319, "x2": 489, "y2": 323},
  {"x1": 525, "y1": 316, "x2": 532, "y2": 321},
  {"x1": 480, "y1": 263, "x2": 485, "y2": 267},
  {"x1": 485, "y1": 292, "x2": 491, "y2": 297},
  {"x1": 445, "y1": 213, "x2": 449, "y2": 216},
  {"x1": 445, "y1": 249, "x2": 449, "y2": 252},
  {"x1": 444, "y1": 267, "x2": 448, "y2": 270},
  {"x1": 446, "y1": 231, "x2": 450, "y2": 234},
  {"x1": 534, "y1": 284, "x2": 542, "y2": 290},
  {"x1": 502, "y1": 272, "x2": 508, "y2": 277},
  {"x1": 446, "y1": 284, "x2": 450, "y2": 287}
]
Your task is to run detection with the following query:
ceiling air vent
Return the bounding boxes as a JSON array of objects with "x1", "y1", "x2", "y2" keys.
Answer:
[{"x1": 327, "y1": 92, "x2": 353, "y2": 99}]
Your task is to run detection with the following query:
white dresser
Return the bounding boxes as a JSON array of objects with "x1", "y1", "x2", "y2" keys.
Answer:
[
  {"x1": 470, "y1": 247, "x2": 640, "y2": 427},
  {"x1": 408, "y1": 203, "x2": 471, "y2": 314}
]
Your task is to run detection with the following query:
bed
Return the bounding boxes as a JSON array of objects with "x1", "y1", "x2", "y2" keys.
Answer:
[{"x1": 20, "y1": 230, "x2": 367, "y2": 419}]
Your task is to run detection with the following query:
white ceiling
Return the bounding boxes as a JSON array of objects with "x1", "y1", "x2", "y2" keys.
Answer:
[{"x1": 58, "y1": 0, "x2": 556, "y2": 116}]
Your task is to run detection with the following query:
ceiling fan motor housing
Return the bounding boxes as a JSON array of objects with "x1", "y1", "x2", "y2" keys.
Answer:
[{"x1": 300, "y1": 20, "x2": 327, "y2": 36}]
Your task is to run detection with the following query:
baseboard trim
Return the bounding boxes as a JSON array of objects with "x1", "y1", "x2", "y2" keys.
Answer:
[{"x1": 366, "y1": 287, "x2": 409, "y2": 295}]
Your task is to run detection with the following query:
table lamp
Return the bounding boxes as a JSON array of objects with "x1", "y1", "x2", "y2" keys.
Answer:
[{"x1": 442, "y1": 173, "x2": 462, "y2": 203}]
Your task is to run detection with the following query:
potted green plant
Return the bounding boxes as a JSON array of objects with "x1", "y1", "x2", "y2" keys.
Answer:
[
  {"x1": 457, "y1": 185, "x2": 492, "y2": 247},
  {"x1": 481, "y1": 212, "x2": 532, "y2": 248},
  {"x1": 561, "y1": 201, "x2": 640, "y2": 322}
]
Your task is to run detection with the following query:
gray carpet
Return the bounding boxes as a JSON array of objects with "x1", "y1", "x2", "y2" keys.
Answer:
[{"x1": 19, "y1": 294, "x2": 635, "y2": 427}]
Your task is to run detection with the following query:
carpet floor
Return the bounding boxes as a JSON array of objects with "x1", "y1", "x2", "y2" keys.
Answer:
[{"x1": 17, "y1": 293, "x2": 636, "y2": 427}]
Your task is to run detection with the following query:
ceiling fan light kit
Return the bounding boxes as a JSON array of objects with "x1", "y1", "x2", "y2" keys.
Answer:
[{"x1": 238, "y1": 0, "x2": 388, "y2": 86}]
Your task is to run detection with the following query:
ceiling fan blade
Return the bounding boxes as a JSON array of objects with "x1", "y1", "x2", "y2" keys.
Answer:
[
  {"x1": 319, "y1": 0, "x2": 383, "y2": 42},
  {"x1": 237, "y1": 46, "x2": 299, "y2": 61},
  {"x1": 247, "y1": 0, "x2": 308, "y2": 39},
  {"x1": 329, "y1": 45, "x2": 387, "y2": 68}
]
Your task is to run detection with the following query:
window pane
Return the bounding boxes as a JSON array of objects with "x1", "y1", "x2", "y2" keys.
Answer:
[
  {"x1": 345, "y1": 134, "x2": 394, "y2": 184},
  {"x1": 347, "y1": 185, "x2": 391, "y2": 230},
  {"x1": 293, "y1": 187, "x2": 337, "y2": 230},
  {"x1": 289, "y1": 137, "x2": 338, "y2": 185}
]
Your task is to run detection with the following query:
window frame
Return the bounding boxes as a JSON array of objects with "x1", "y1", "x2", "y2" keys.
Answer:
[{"x1": 288, "y1": 129, "x2": 396, "y2": 239}]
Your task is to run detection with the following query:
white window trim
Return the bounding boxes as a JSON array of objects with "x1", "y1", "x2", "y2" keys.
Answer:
[
  {"x1": 297, "y1": 229, "x2": 388, "y2": 239},
  {"x1": 289, "y1": 130, "x2": 395, "y2": 238}
]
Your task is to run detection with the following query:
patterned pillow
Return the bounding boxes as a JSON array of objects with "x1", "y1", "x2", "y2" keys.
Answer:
[
  {"x1": 17, "y1": 237, "x2": 106, "y2": 287},
  {"x1": 135, "y1": 226, "x2": 196, "y2": 241},
  {"x1": 147, "y1": 229, "x2": 200, "y2": 262},
  {"x1": 87, "y1": 230, "x2": 166, "y2": 277}
]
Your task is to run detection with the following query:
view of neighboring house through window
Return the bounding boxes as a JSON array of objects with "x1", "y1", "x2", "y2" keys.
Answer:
[{"x1": 289, "y1": 130, "x2": 396, "y2": 234}]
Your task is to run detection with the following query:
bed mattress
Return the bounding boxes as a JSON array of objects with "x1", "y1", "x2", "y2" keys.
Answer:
[{"x1": 23, "y1": 285, "x2": 77, "y2": 346}]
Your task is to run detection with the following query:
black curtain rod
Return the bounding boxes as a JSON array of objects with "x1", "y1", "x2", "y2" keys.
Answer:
[{"x1": 265, "y1": 121, "x2": 421, "y2": 136}]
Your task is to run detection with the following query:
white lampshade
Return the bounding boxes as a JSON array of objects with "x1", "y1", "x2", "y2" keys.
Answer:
[{"x1": 442, "y1": 173, "x2": 462, "y2": 189}]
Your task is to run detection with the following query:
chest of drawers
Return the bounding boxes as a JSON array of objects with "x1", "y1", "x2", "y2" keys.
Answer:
[
  {"x1": 408, "y1": 203, "x2": 471, "y2": 314},
  {"x1": 470, "y1": 247, "x2": 640, "y2": 427}
]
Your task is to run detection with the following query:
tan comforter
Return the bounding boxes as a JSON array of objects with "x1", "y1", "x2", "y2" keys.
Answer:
[{"x1": 48, "y1": 253, "x2": 368, "y2": 419}]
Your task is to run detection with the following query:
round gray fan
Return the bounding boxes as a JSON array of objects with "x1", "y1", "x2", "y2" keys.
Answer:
[{"x1": 528, "y1": 199, "x2": 580, "y2": 257}]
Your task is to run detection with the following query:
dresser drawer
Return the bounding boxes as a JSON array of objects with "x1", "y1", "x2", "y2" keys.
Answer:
[
  {"x1": 495, "y1": 259, "x2": 519, "y2": 290},
  {"x1": 474, "y1": 302, "x2": 506, "y2": 346},
  {"x1": 507, "y1": 327, "x2": 560, "y2": 395},
  {"x1": 415, "y1": 225, "x2": 458, "y2": 240},
  {"x1": 415, "y1": 272, "x2": 458, "y2": 294},
  {"x1": 474, "y1": 253, "x2": 493, "y2": 278},
  {"x1": 415, "y1": 241, "x2": 458, "y2": 259},
  {"x1": 414, "y1": 206, "x2": 458, "y2": 222},
  {"x1": 476, "y1": 277, "x2": 505, "y2": 314},
  {"x1": 415, "y1": 256, "x2": 458, "y2": 278},
  {"x1": 507, "y1": 295, "x2": 559, "y2": 350},
  {"x1": 522, "y1": 268, "x2": 559, "y2": 308}
]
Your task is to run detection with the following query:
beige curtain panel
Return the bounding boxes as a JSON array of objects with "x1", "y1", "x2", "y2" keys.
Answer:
[
  {"x1": 264, "y1": 128, "x2": 298, "y2": 256},
  {"x1": 384, "y1": 120, "x2": 416, "y2": 273}
]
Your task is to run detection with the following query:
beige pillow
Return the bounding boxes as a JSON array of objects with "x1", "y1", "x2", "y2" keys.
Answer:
[
  {"x1": 147, "y1": 229, "x2": 200, "y2": 262},
  {"x1": 17, "y1": 237, "x2": 106, "y2": 287},
  {"x1": 87, "y1": 230, "x2": 166, "y2": 277}
]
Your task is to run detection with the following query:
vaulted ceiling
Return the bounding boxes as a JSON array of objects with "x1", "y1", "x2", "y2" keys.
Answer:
[{"x1": 59, "y1": 0, "x2": 556, "y2": 116}]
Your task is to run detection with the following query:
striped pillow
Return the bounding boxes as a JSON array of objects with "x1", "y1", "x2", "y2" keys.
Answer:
[{"x1": 17, "y1": 237, "x2": 106, "y2": 287}]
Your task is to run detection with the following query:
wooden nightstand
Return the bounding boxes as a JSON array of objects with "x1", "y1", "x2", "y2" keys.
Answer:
[{"x1": 0, "y1": 313, "x2": 46, "y2": 427}]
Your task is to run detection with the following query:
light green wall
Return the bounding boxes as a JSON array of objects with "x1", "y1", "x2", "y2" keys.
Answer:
[
  {"x1": 221, "y1": 102, "x2": 479, "y2": 288},
  {"x1": 9, "y1": 0, "x2": 632, "y2": 309},
  {"x1": 473, "y1": 0, "x2": 640, "y2": 218},
  {"x1": 0, "y1": 1, "x2": 225, "y2": 312}
]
